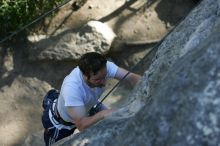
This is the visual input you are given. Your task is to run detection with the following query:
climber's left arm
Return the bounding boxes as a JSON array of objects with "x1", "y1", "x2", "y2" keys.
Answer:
[{"x1": 115, "y1": 67, "x2": 141, "y2": 86}]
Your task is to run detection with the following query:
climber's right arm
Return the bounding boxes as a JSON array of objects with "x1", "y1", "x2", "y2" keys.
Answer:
[{"x1": 67, "y1": 106, "x2": 113, "y2": 131}]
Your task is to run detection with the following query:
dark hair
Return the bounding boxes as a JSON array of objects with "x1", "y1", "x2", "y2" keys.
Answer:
[{"x1": 78, "y1": 52, "x2": 107, "y2": 79}]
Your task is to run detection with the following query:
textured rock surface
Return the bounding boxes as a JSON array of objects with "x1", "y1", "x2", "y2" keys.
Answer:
[
  {"x1": 135, "y1": 0, "x2": 219, "y2": 104},
  {"x1": 54, "y1": 0, "x2": 220, "y2": 145},
  {"x1": 113, "y1": 20, "x2": 220, "y2": 146},
  {"x1": 0, "y1": 1, "x2": 197, "y2": 145},
  {"x1": 28, "y1": 21, "x2": 115, "y2": 61}
]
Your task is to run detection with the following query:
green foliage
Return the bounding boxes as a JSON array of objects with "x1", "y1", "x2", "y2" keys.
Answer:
[{"x1": 0, "y1": 0, "x2": 65, "y2": 39}]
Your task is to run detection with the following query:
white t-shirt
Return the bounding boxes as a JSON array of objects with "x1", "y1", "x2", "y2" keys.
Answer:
[{"x1": 57, "y1": 61, "x2": 118, "y2": 122}]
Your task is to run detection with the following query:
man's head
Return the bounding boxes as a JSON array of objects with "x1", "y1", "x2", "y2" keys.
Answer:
[{"x1": 79, "y1": 52, "x2": 107, "y2": 87}]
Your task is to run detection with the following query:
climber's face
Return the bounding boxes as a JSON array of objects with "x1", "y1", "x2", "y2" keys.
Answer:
[{"x1": 85, "y1": 67, "x2": 107, "y2": 88}]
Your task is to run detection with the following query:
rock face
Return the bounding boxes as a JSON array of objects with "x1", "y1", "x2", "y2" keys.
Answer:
[
  {"x1": 55, "y1": 0, "x2": 220, "y2": 145},
  {"x1": 0, "y1": 1, "x2": 198, "y2": 145},
  {"x1": 28, "y1": 21, "x2": 116, "y2": 61},
  {"x1": 115, "y1": 25, "x2": 220, "y2": 146}
]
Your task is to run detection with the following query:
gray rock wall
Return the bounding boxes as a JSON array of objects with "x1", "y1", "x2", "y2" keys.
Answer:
[
  {"x1": 114, "y1": 19, "x2": 220, "y2": 146},
  {"x1": 134, "y1": 0, "x2": 219, "y2": 104},
  {"x1": 55, "y1": 0, "x2": 220, "y2": 145}
]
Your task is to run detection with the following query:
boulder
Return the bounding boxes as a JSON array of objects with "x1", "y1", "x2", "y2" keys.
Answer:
[{"x1": 28, "y1": 21, "x2": 116, "y2": 61}]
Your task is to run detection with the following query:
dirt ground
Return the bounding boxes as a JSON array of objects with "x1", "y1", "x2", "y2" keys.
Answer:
[{"x1": 0, "y1": 0, "x2": 197, "y2": 145}]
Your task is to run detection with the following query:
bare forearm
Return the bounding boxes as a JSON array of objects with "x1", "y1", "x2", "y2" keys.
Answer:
[
  {"x1": 116, "y1": 67, "x2": 141, "y2": 86},
  {"x1": 75, "y1": 109, "x2": 112, "y2": 131},
  {"x1": 127, "y1": 73, "x2": 141, "y2": 85}
]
